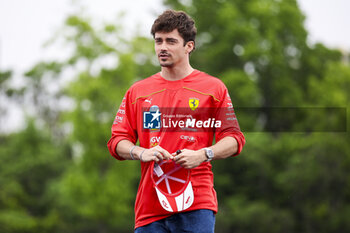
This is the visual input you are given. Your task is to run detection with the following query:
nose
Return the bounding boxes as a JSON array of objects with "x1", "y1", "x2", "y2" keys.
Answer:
[{"x1": 159, "y1": 42, "x2": 168, "y2": 51}]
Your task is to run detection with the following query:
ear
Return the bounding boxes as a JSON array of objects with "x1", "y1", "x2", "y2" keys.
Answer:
[{"x1": 185, "y1": 41, "x2": 195, "y2": 54}]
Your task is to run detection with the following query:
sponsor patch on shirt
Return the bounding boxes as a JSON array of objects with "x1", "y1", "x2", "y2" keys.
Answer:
[{"x1": 143, "y1": 105, "x2": 162, "y2": 130}]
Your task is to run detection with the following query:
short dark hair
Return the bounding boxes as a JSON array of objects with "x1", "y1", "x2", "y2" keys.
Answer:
[{"x1": 151, "y1": 10, "x2": 197, "y2": 47}]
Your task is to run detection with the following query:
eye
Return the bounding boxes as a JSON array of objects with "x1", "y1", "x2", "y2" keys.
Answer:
[
  {"x1": 168, "y1": 39, "x2": 177, "y2": 44},
  {"x1": 155, "y1": 39, "x2": 162, "y2": 44}
]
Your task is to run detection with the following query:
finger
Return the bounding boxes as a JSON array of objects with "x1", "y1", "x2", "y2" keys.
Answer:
[
  {"x1": 174, "y1": 156, "x2": 186, "y2": 164},
  {"x1": 171, "y1": 149, "x2": 183, "y2": 157},
  {"x1": 153, "y1": 157, "x2": 160, "y2": 163},
  {"x1": 146, "y1": 152, "x2": 157, "y2": 162},
  {"x1": 157, "y1": 146, "x2": 172, "y2": 160},
  {"x1": 152, "y1": 151, "x2": 163, "y2": 161},
  {"x1": 146, "y1": 150, "x2": 161, "y2": 162},
  {"x1": 160, "y1": 150, "x2": 172, "y2": 160},
  {"x1": 173, "y1": 155, "x2": 179, "y2": 162},
  {"x1": 151, "y1": 152, "x2": 160, "y2": 163},
  {"x1": 177, "y1": 160, "x2": 189, "y2": 168},
  {"x1": 173, "y1": 153, "x2": 184, "y2": 162},
  {"x1": 180, "y1": 159, "x2": 194, "y2": 169}
]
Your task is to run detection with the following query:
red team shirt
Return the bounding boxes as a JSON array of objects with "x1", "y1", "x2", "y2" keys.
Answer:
[{"x1": 107, "y1": 70, "x2": 245, "y2": 229}]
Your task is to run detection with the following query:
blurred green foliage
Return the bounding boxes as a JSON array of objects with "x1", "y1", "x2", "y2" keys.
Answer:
[{"x1": 0, "y1": 0, "x2": 349, "y2": 232}]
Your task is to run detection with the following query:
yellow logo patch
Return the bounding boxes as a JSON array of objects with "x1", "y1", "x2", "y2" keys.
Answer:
[{"x1": 189, "y1": 98, "x2": 199, "y2": 111}]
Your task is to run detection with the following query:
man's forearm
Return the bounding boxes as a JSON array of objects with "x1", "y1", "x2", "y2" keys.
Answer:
[
  {"x1": 116, "y1": 136, "x2": 238, "y2": 166},
  {"x1": 116, "y1": 139, "x2": 173, "y2": 162},
  {"x1": 173, "y1": 136, "x2": 239, "y2": 169},
  {"x1": 209, "y1": 136, "x2": 238, "y2": 160},
  {"x1": 116, "y1": 140, "x2": 142, "y2": 160}
]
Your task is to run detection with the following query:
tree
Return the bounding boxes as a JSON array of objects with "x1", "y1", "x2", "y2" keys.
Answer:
[
  {"x1": 0, "y1": 120, "x2": 70, "y2": 233},
  {"x1": 163, "y1": 0, "x2": 350, "y2": 232},
  {"x1": 1, "y1": 1, "x2": 349, "y2": 232},
  {"x1": 1, "y1": 13, "x2": 159, "y2": 232},
  {"x1": 44, "y1": 15, "x2": 159, "y2": 232}
]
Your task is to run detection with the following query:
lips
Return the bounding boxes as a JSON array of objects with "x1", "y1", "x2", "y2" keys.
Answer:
[{"x1": 159, "y1": 53, "x2": 170, "y2": 58}]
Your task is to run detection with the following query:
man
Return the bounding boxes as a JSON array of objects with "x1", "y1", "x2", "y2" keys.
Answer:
[{"x1": 107, "y1": 9, "x2": 245, "y2": 233}]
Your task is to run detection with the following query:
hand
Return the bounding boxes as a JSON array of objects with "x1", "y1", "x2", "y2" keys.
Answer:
[
  {"x1": 138, "y1": 145, "x2": 172, "y2": 163},
  {"x1": 172, "y1": 149, "x2": 207, "y2": 169}
]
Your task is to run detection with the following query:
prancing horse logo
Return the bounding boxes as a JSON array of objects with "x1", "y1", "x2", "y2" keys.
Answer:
[{"x1": 189, "y1": 98, "x2": 199, "y2": 111}]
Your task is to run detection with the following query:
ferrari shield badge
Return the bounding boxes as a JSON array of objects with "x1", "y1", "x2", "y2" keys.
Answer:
[{"x1": 189, "y1": 98, "x2": 199, "y2": 111}]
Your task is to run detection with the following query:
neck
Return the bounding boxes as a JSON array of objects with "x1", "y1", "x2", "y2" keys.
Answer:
[{"x1": 160, "y1": 65, "x2": 194, "y2": 81}]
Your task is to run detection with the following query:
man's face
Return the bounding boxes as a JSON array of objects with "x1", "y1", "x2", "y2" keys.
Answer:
[{"x1": 154, "y1": 29, "x2": 193, "y2": 68}]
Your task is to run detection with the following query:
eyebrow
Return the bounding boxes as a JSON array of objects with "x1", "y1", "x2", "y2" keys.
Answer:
[
  {"x1": 155, "y1": 37, "x2": 179, "y2": 43},
  {"x1": 167, "y1": 38, "x2": 178, "y2": 42}
]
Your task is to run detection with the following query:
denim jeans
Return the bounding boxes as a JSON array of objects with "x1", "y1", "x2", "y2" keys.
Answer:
[{"x1": 134, "y1": 209, "x2": 215, "y2": 233}]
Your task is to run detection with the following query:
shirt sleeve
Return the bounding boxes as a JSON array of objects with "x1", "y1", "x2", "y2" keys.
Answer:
[
  {"x1": 107, "y1": 88, "x2": 138, "y2": 160},
  {"x1": 214, "y1": 84, "x2": 245, "y2": 156}
]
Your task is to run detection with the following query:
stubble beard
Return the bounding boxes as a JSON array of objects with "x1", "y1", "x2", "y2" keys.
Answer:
[
  {"x1": 159, "y1": 58, "x2": 174, "y2": 67},
  {"x1": 158, "y1": 52, "x2": 174, "y2": 67},
  {"x1": 160, "y1": 62, "x2": 174, "y2": 67}
]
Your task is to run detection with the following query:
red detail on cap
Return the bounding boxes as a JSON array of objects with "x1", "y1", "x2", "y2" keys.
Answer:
[
  {"x1": 185, "y1": 196, "x2": 191, "y2": 205},
  {"x1": 162, "y1": 200, "x2": 168, "y2": 208}
]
